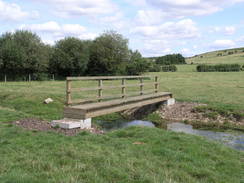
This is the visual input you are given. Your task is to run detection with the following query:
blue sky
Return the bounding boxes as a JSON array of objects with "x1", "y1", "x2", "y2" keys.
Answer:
[{"x1": 1, "y1": 0, "x2": 244, "y2": 57}]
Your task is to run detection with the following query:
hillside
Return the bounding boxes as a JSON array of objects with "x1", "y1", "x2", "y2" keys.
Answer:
[{"x1": 186, "y1": 47, "x2": 244, "y2": 64}]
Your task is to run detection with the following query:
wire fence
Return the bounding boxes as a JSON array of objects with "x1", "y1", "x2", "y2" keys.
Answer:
[{"x1": 0, "y1": 74, "x2": 66, "y2": 82}]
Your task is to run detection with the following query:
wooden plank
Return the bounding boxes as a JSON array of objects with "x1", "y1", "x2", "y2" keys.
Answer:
[
  {"x1": 71, "y1": 92, "x2": 171, "y2": 110},
  {"x1": 64, "y1": 95, "x2": 170, "y2": 119},
  {"x1": 67, "y1": 76, "x2": 151, "y2": 81},
  {"x1": 82, "y1": 96, "x2": 170, "y2": 119}
]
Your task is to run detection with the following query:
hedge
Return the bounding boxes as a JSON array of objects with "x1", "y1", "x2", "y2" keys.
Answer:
[
  {"x1": 161, "y1": 65, "x2": 177, "y2": 72},
  {"x1": 197, "y1": 64, "x2": 241, "y2": 72}
]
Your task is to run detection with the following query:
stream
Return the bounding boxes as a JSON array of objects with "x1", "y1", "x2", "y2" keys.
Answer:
[{"x1": 97, "y1": 120, "x2": 244, "y2": 151}]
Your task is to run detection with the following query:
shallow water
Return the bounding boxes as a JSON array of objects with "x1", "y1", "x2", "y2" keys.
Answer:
[
  {"x1": 98, "y1": 120, "x2": 244, "y2": 151},
  {"x1": 167, "y1": 122, "x2": 244, "y2": 151}
]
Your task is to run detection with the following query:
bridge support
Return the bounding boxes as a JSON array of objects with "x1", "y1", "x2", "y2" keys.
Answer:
[
  {"x1": 51, "y1": 118, "x2": 92, "y2": 129},
  {"x1": 165, "y1": 98, "x2": 175, "y2": 106}
]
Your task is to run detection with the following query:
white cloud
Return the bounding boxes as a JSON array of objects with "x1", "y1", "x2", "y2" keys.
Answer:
[
  {"x1": 131, "y1": 19, "x2": 199, "y2": 40},
  {"x1": 0, "y1": 0, "x2": 38, "y2": 21},
  {"x1": 139, "y1": 39, "x2": 172, "y2": 57},
  {"x1": 209, "y1": 26, "x2": 236, "y2": 35},
  {"x1": 33, "y1": 0, "x2": 117, "y2": 18},
  {"x1": 138, "y1": 0, "x2": 244, "y2": 19},
  {"x1": 135, "y1": 10, "x2": 168, "y2": 25},
  {"x1": 20, "y1": 21, "x2": 97, "y2": 43},
  {"x1": 97, "y1": 12, "x2": 127, "y2": 29},
  {"x1": 211, "y1": 39, "x2": 236, "y2": 49},
  {"x1": 224, "y1": 26, "x2": 236, "y2": 35}
]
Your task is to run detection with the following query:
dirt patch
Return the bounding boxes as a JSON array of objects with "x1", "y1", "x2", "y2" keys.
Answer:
[
  {"x1": 156, "y1": 102, "x2": 243, "y2": 125},
  {"x1": 12, "y1": 118, "x2": 104, "y2": 136}
]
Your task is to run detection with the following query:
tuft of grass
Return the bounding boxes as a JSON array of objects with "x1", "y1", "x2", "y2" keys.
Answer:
[{"x1": 143, "y1": 112, "x2": 168, "y2": 128}]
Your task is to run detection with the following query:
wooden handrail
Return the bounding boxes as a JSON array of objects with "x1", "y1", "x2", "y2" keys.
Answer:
[
  {"x1": 66, "y1": 76, "x2": 159, "y2": 105},
  {"x1": 70, "y1": 82, "x2": 159, "y2": 92},
  {"x1": 67, "y1": 76, "x2": 151, "y2": 81}
]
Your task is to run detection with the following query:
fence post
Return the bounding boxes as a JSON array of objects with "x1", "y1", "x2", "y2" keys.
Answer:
[
  {"x1": 98, "y1": 80, "x2": 103, "y2": 102},
  {"x1": 66, "y1": 79, "x2": 71, "y2": 105},
  {"x1": 154, "y1": 76, "x2": 158, "y2": 93},
  {"x1": 28, "y1": 74, "x2": 31, "y2": 82},
  {"x1": 52, "y1": 74, "x2": 55, "y2": 81},
  {"x1": 140, "y1": 78, "x2": 143, "y2": 95},
  {"x1": 4, "y1": 75, "x2": 6, "y2": 83},
  {"x1": 121, "y1": 79, "x2": 126, "y2": 98}
]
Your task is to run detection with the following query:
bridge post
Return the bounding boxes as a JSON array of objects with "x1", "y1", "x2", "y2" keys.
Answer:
[
  {"x1": 154, "y1": 76, "x2": 158, "y2": 93},
  {"x1": 140, "y1": 78, "x2": 143, "y2": 95},
  {"x1": 122, "y1": 79, "x2": 125, "y2": 98},
  {"x1": 98, "y1": 80, "x2": 103, "y2": 102},
  {"x1": 66, "y1": 79, "x2": 71, "y2": 105}
]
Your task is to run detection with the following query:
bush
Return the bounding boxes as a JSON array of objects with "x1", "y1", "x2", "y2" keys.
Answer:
[
  {"x1": 161, "y1": 65, "x2": 177, "y2": 72},
  {"x1": 148, "y1": 63, "x2": 161, "y2": 72},
  {"x1": 197, "y1": 64, "x2": 241, "y2": 72}
]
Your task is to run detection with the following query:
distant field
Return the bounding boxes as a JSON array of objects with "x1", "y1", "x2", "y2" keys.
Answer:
[{"x1": 186, "y1": 47, "x2": 244, "y2": 65}]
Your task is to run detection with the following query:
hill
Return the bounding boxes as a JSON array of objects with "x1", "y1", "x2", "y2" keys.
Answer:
[{"x1": 186, "y1": 47, "x2": 244, "y2": 64}]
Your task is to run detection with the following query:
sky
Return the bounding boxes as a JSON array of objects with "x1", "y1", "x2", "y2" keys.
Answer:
[{"x1": 1, "y1": 0, "x2": 244, "y2": 57}]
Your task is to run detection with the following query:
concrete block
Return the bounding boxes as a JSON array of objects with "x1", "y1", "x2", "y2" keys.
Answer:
[
  {"x1": 80, "y1": 118, "x2": 92, "y2": 129},
  {"x1": 165, "y1": 98, "x2": 175, "y2": 106},
  {"x1": 51, "y1": 118, "x2": 92, "y2": 129}
]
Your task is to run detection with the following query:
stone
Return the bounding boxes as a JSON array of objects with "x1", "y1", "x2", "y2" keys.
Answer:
[
  {"x1": 51, "y1": 118, "x2": 92, "y2": 129},
  {"x1": 44, "y1": 98, "x2": 53, "y2": 104}
]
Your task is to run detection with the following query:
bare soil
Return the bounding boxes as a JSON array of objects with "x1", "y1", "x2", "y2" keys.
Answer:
[{"x1": 12, "y1": 118, "x2": 104, "y2": 136}]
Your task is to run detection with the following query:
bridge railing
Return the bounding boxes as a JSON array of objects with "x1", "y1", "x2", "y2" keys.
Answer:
[{"x1": 66, "y1": 76, "x2": 159, "y2": 106}]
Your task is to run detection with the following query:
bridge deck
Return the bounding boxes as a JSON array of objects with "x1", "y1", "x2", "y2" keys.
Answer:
[{"x1": 64, "y1": 92, "x2": 172, "y2": 119}]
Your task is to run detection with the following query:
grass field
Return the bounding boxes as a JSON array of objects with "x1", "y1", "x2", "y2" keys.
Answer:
[
  {"x1": 186, "y1": 47, "x2": 244, "y2": 65},
  {"x1": 0, "y1": 66, "x2": 244, "y2": 182}
]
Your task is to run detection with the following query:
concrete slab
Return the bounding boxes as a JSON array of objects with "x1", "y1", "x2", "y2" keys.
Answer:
[{"x1": 51, "y1": 118, "x2": 92, "y2": 129}]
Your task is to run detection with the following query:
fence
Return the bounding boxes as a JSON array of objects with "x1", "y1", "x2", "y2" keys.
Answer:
[{"x1": 66, "y1": 76, "x2": 159, "y2": 105}]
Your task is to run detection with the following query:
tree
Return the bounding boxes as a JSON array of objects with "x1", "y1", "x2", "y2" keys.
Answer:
[
  {"x1": 87, "y1": 31, "x2": 130, "y2": 75},
  {"x1": 126, "y1": 50, "x2": 149, "y2": 75},
  {"x1": 50, "y1": 37, "x2": 91, "y2": 77},
  {"x1": 156, "y1": 54, "x2": 186, "y2": 65},
  {"x1": 0, "y1": 30, "x2": 50, "y2": 80}
]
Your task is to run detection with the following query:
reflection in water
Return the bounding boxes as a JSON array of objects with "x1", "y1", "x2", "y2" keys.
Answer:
[
  {"x1": 167, "y1": 122, "x2": 244, "y2": 151},
  {"x1": 97, "y1": 120, "x2": 155, "y2": 131}
]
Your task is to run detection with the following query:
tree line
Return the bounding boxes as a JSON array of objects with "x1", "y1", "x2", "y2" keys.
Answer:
[{"x1": 0, "y1": 30, "x2": 185, "y2": 80}]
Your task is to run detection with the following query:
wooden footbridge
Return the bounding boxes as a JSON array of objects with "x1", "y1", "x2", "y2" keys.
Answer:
[{"x1": 64, "y1": 76, "x2": 173, "y2": 119}]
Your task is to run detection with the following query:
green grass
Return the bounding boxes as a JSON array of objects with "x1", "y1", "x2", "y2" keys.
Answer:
[
  {"x1": 0, "y1": 124, "x2": 243, "y2": 183},
  {"x1": 187, "y1": 47, "x2": 244, "y2": 65},
  {"x1": 0, "y1": 68, "x2": 244, "y2": 182}
]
